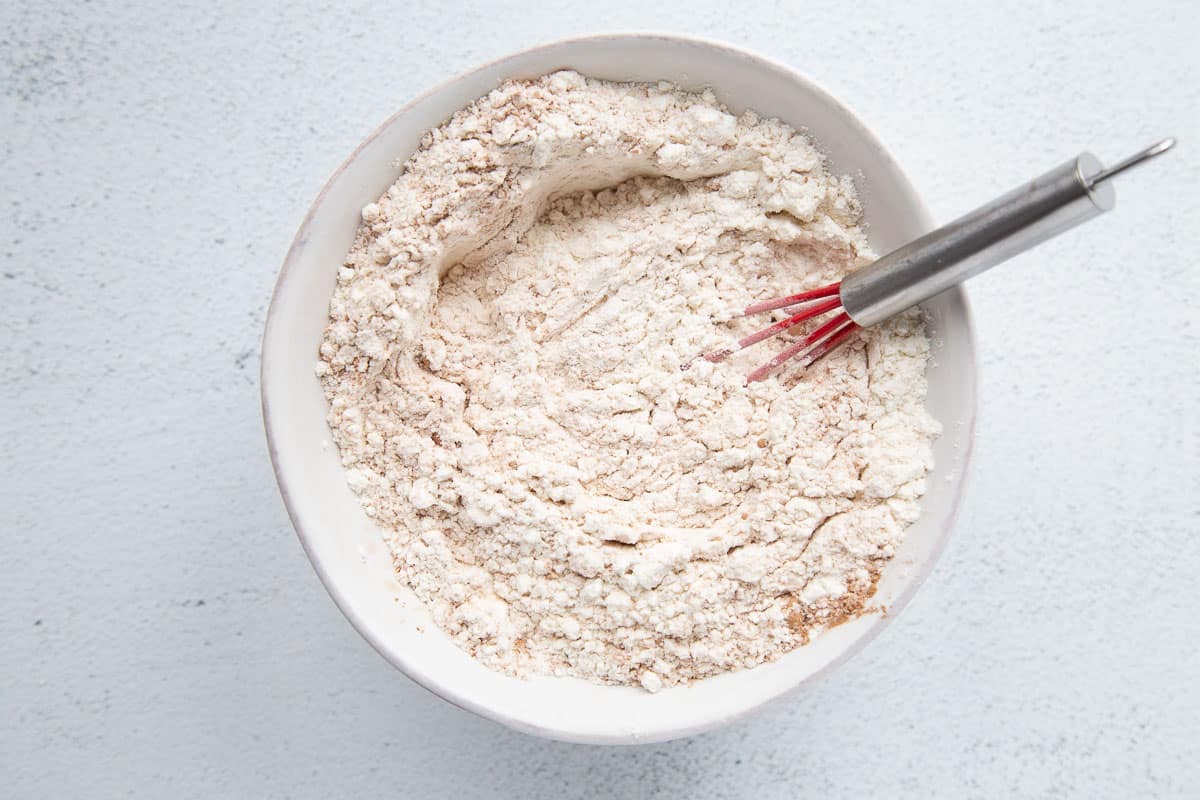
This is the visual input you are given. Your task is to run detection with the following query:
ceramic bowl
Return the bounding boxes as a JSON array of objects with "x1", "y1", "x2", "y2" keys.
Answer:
[{"x1": 261, "y1": 33, "x2": 977, "y2": 744}]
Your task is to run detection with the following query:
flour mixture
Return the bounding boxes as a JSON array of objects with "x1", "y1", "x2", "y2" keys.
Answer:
[{"x1": 317, "y1": 71, "x2": 939, "y2": 691}]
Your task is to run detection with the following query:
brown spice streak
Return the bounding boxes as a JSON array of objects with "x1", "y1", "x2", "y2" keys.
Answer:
[{"x1": 785, "y1": 568, "x2": 884, "y2": 641}]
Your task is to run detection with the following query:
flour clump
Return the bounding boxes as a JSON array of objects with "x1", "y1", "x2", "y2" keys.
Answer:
[{"x1": 318, "y1": 71, "x2": 939, "y2": 690}]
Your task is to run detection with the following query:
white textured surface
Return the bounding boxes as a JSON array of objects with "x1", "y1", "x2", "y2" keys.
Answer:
[{"x1": 2, "y1": 1, "x2": 1197, "y2": 796}]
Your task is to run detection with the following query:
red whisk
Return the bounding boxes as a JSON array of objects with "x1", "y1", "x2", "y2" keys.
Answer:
[
  {"x1": 706, "y1": 138, "x2": 1175, "y2": 384},
  {"x1": 705, "y1": 282, "x2": 857, "y2": 383}
]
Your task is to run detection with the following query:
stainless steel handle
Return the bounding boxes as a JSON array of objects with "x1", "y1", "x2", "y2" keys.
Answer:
[{"x1": 839, "y1": 140, "x2": 1175, "y2": 327}]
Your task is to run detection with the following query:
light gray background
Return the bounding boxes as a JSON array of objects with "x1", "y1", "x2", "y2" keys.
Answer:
[{"x1": 3, "y1": 1, "x2": 1197, "y2": 797}]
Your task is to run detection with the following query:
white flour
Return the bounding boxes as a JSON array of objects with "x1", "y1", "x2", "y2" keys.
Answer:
[{"x1": 318, "y1": 71, "x2": 939, "y2": 690}]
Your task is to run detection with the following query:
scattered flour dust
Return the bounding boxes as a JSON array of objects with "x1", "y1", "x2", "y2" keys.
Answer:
[{"x1": 317, "y1": 71, "x2": 940, "y2": 691}]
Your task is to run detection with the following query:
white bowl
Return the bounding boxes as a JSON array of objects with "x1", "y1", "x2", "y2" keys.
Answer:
[{"x1": 262, "y1": 33, "x2": 977, "y2": 744}]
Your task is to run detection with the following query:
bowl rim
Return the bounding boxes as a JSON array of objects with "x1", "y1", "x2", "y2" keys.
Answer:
[{"x1": 261, "y1": 31, "x2": 978, "y2": 743}]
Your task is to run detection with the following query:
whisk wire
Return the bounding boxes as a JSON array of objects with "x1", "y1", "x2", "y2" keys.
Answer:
[
  {"x1": 741, "y1": 282, "x2": 841, "y2": 316},
  {"x1": 705, "y1": 280, "x2": 858, "y2": 382},
  {"x1": 707, "y1": 296, "x2": 842, "y2": 363},
  {"x1": 745, "y1": 311, "x2": 857, "y2": 384}
]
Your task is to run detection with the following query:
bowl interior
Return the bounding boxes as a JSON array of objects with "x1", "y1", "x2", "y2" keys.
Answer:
[{"x1": 262, "y1": 34, "x2": 976, "y2": 745}]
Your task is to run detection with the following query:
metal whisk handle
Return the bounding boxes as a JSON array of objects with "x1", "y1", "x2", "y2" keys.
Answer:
[{"x1": 839, "y1": 139, "x2": 1176, "y2": 328}]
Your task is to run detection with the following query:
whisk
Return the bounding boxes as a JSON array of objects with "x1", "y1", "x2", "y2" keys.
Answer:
[{"x1": 708, "y1": 138, "x2": 1176, "y2": 383}]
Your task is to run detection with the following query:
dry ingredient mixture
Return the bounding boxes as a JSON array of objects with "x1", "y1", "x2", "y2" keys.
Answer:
[{"x1": 318, "y1": 71, "x2": 939, "y2": 691}]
